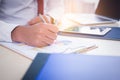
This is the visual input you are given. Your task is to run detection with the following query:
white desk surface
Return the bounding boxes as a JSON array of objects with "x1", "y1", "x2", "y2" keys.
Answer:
[{"x1": 0, "y1": 22, "x2": 120, "y2": 80}]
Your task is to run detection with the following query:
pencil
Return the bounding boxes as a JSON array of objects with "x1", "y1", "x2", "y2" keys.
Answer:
[
  {"x1": 39, "y1": 14, "x2": 47, "y2": 23},
  {"x1": 75, "y1": 45, "x2": 98, "y2": 53}
]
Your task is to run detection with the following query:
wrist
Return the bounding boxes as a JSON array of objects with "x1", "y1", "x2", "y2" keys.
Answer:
[{"x1": 11, "y1": 25, "x2": 26, "y2": 43}]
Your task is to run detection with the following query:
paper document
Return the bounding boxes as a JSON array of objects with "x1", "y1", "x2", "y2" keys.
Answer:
[{"x1": 0, "y1": 35, "x2": 97, "y2": 59}]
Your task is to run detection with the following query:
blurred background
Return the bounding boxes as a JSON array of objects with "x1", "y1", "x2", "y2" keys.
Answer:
[
  {"x1": 64, "y1": 0, "x2": 99, "y2": 14},
  {"x1": 45, "y1": 0, "x2": 100, "y2": 18}
]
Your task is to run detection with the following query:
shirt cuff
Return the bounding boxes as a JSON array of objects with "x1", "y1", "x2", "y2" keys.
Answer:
[{"x1": 0, "y1": 21, "x2": 18, "y2": 42}]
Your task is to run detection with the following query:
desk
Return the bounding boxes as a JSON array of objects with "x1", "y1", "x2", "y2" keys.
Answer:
[
  {"x1": 0, "y1": 46, "x2": 32, "y2": 80},
  {"x1": 0, "y1": 22, "x2": 120, "y2": 80}
]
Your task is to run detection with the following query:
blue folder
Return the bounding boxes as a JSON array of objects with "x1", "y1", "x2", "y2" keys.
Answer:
[{"x1": 23, "y1": 53, "x2": 120, "y2": 80}]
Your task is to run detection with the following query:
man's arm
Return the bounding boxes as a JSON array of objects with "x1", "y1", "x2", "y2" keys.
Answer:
[
  {"x1": 0, "y1": 13, "x2": 58, "y2": 47},
  {"x1": 11, "y1": 23, "x2": 58, "y2": 47},
  {"x1": 0, "y1": 19, "x2": 58, "y2": 47}
]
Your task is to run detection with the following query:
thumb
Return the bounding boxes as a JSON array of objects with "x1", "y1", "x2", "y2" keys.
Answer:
[{"x1": 28, "y1": 16, "x2": 41, "y2": 25}]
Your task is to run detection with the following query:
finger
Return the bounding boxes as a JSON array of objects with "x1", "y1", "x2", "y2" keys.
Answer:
[
  {"x1": 42, "y1": 15, "x2": 51, "y2": 23},
  {"x1": 44, "y1": 30, "x2": 57, "y2": 40},
  {"x1": 37, "y1": 24, "x2": 58, "y2": 40},
  {"x1": 34, "y1": 34, "x2": 54, "y2": 47},
  {"x1": 37, "y1": 41, "x2": 49, "y2": 47},
  {"x1": 27, "y1": 41, "x2": 46, "y2": 47},
  {"x1": 47, "y1": 24, "x2": 59, "y2": 33},
  {"x1": 41, "y1": 35, "x2": 55, "y2": 45},
  {"x1": 28, "y1": 15, "x2": 50, "y2": 25},
  {"x1": 30, "y1": 38, "x2": 49, "y2": 47},
  {"x1": 28, "y1": 17, "x2": 41, "y2": 25},
  {"x1": 36, "y1": 23, "x2": 59, "y2": 33}
]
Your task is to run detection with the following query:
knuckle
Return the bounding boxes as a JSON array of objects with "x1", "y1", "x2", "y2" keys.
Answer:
[
  {"x1": 48, "y1": 39, "x2": 54, "y2": 44},
  {"x1": 52, "y1": 34, "x2": 57, "y2": 40}
]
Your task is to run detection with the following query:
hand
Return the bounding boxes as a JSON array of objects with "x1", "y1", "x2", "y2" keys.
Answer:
[
  {"x1": 28, "y1": 15, "x2": 52, "y2": 25},
  {"x1": 11, "y1": 23, "x2": 58, "y2": 47}
]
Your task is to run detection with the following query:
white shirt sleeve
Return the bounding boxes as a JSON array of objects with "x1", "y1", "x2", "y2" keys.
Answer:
[
  {"x1": 0, "y1": 0, "x2": 37, "y2": 42},
  {"x1": 0, "y1": 21, "x2": 18, "y2": 42}
]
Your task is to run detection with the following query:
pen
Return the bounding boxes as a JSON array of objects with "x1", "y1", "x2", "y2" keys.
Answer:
[
  {"x1": 39, "y1": 14, "x2": 58, "y2": 25},
  {"x1": 74, "y1": 45, "x2": 98, "y2": 53},
  {"x1": 39, "y1": 14, "x2": 47, "y2": 23},
  {"x1": 39, "y1": 14, "x2": 61, "y2": 35}
]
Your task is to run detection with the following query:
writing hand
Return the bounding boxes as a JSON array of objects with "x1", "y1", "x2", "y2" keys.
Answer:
[{"x1": 11, "y1": 23, "x2": 58, "y2": 47}]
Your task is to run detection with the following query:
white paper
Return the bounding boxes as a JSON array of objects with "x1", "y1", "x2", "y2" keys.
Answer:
[{"x1": 0, "y1": 35, "x2": 96, "y2": 59}]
